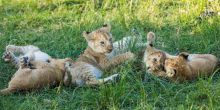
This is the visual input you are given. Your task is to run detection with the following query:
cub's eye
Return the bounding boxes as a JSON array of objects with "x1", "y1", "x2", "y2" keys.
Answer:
[
  {"x1": 153, "y1": 58, "x2": 157, "y2": 62},
  {"x1": 100, "y1": 41, "x2": 105, "y2": 45}
]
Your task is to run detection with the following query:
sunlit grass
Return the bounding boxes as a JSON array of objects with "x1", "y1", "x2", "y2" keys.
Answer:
[{"x1": 0, "y1": 0, "x2": 220, "y2": 109}]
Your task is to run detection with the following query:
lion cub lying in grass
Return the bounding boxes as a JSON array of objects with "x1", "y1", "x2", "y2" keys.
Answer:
[
  {"x1": 63, "y1": 24, "x2": 135, "y2": 86},
  {"x1": 2, "y1": 45, "x2": 51, "y2": 68},
  {"x1": 164, "y1": 52, "x2": 220, "y2": 82},
  {"x1": 143, "y1": 32, "x2": 220, "y2": 82},
  {"x1": 0, "y1": 57, "x2": 72, "y2": 95}
]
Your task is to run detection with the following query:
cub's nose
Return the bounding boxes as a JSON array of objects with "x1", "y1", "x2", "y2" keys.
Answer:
[{"x1": 107, "y1": 47, "x2": 113, "y2": 53}]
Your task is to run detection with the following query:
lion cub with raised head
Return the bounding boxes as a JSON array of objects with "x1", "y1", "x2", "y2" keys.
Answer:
[
  {"x1": 143, "y1": 32, "x2": 175, "y2": 77},
  {"x1": 164, "y1": 52, "x2": 220, "y2": 82},
  {"x1": 64, "y1": 24, "x2": 135, "y2": 86},
  {"x1": 0, "y1": 57, "x2": 72, "y2": 95}
]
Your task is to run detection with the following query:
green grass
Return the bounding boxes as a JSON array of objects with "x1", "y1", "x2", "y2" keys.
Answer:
[{"x1": 0, "y1": 0, "x2": 220, "y2": 109}]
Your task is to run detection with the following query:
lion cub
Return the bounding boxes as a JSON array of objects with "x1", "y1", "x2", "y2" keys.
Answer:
[
  {"x1": 164, "y1": 52, "x2": 220, "y2": 82},
  {"x1": 0, "y1": 57, "x2": 72, "y2": 95},
  {"x1": 2, "y1": 45, "x2": 51, "y2": 68},
  {"x1": 63, "y1": 24, "x2": 135, "y2": 86},
  {"x1": 143, "y1": 32, "x2": 175, "y2": 77}
]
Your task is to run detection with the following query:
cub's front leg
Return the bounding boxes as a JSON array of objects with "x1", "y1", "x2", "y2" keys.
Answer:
[
  {"x1": 85, "y1": 74, "x2": 119, "y2": 86},
  {"x1": 19, "y1": 57, "x2": 34, "y2": 69},
  {"x1": 2, "y1": 51, "x2": 20, "y2": 68},
  {"x1": 101, "y1": 52, "x2": 135, "y2": 69},
  {"x1": 19, "y1": 56, "x2": 49, "y2": 69}
]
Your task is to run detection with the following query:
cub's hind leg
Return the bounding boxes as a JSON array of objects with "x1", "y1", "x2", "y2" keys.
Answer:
[
  {"x1": 19, "y1": 56, "x2": 41, "y2": 69},
  {"x1": 0, "y1": 87, "x2": 17, "y2": 95},
  {"x1": 2, "y1": 51, "x2": 20, "y2": 68},
  {"x1": 22, "y1": 51, "x2": 35, "y2": 63},
  {"x1": 102, "y1": 52, "x2": 135, "y2": 69},
  {"x1": 19, "y1": 57, "x2": 31, "y2": 69},
  {"x1": 64, "y1": 62, "x2": 120, "y2": 86},
  {"x1": 85, "y1": 74, "x2": 119, "y2": 86}
]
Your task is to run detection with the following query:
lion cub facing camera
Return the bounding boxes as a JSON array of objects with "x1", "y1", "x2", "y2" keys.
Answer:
[
  {"x1": 164, "y1": 52, "x2": 220, "y2": 82},
  {"x1": 63, "y1": 24, "x2": 135, "y2": 86},
  {"x1": 143, "y1": 32, "x2": 176, "y2": 77}
]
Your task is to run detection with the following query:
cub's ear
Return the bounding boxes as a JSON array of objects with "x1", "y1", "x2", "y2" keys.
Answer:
[
  {"x1": 83, "y1": 31, "x2": 91, "y2": 40},
  {"x1": 100, "y1": 24, "x2": 111, "y2": 32},
  {"x1": 147, "y1": 32, "x2": 155, "y2": 46},
  {"x1": 65, "y1": 57, "x2": 73, "y2": 62},
  {"x1": 178, "y1": 52, "x2": 189, "y2": 60}
]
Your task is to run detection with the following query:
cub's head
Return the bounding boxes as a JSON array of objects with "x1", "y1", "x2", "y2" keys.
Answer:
[
  {"x1": 83, "y1": 24, "x2": 113, "y2": 54},
  {"x1": 164, "y1": 53, "x2": 188, "y2": 78},
  {"x1": 143, "y1": 32, "x2": 167, "y2": 76},
  {"x1": 145, "y1": 51, "x2": 166, "y2": 76}
]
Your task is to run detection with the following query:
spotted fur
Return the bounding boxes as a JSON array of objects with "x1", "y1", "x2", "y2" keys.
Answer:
[{"x1": 64, "y1": 24, "x2": 134, "y2": 86}]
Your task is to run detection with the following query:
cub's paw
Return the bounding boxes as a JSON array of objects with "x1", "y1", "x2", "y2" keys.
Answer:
[
  {"x1": 109, "y1": 74, "x2": 120, "y2": 82},
  {"x1": 2, "y1": 51, "x2": 13, "y2": 62},
  {"x1": 131, "y1": 27, "x2": 139, "y2": 36},
  {"x1": 19, "y1": 57, "x2": 30, "y2": 68},
  {"x1": 126, "y1": 51, "x2": 135, "y2": 60}
]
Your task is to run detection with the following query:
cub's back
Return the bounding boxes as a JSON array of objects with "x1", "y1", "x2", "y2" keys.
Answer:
[{"x1": 188, "y1": 54, "x2": 218, "y2": 75}]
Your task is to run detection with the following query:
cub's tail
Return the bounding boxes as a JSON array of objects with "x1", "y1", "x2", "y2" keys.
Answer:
[
  {"x1": 147, "y1": 32, "x2": 156, "y2": 47},
  {"x1": 0, "y1": 88, "x2": 15, "y2": 95}
]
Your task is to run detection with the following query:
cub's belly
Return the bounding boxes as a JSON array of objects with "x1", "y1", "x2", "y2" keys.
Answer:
[
  {"x1": 85, "y1": 63, "x2": 102, "y2": 79},
  {"x1": 72, "y1": 62, "x2": 103, "y2": 79},
  {"x1": 34, "y1": 51, "x2": 51, "y2": 62},
  {"x1": 69, "y1": 62, "x2": 103, "y2": 86}
]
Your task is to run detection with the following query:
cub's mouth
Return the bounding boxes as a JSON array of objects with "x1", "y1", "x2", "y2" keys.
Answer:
[
  {"x1": 106, "y1": 46, "x2": 113, "y2": 53},
  {"x1": 107, "y1": 49, "x2": 113, "y2": 53},
  {"x1": 4, "y1": 58, "x2": 10, "y2": 62}
]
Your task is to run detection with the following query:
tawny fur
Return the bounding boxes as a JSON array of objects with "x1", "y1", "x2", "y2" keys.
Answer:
[
  {"x1": 64, "y1": 24, "x2": 135, "y2": 86},
  {"x1": 164, "y1": 52, "x2": 219, "y2": 82},
  {"x1": 2, "y1": 45, "x2": 51, "y2": 68},
  {"x1": 0, "y1": 58, "x2": 72, "y2": 95},
  {"x1": 218, "y1": 59, "x2": 220, "y2": 67},
  {"x1": 143, "y1": 32, "x2": 175, "y2": 77}
]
